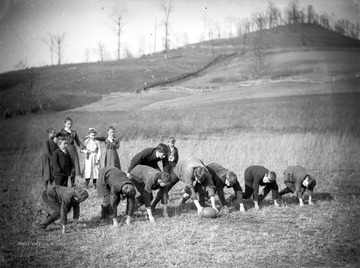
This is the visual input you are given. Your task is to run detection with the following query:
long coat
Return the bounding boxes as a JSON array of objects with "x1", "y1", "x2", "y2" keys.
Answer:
[
  {"x1": 97, "y1": 167, "x2": 135, "y2": 217},
  {"x1": 42, "y1": 138, "x2": 58, "y2": 183},
  {"x1": 173, "y1": 158, "x2": 215, "y2": 201},
  {"x1": 283, "y1": 165, "x2": 314, "y2": 199},
  {"x1": 128, "y1": 147, "x2": 171, "y2": 173},
  {"x1": 206, "y1": 163, "x2": 242, "y2": 206},
  {"x1": 129, "y1": 165, "x2": 168, "y2": 207}
]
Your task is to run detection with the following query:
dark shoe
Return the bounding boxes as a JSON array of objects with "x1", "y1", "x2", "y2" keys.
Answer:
[
  {"x1": 85, "y1": 179, "x2": 90, "y2": 189},
  {"x1": 93, "y1": 179, "x2": 97, "y2": 189},
  {"x1": 101, "y1": 205, "x2": 109, "y2": 220}
]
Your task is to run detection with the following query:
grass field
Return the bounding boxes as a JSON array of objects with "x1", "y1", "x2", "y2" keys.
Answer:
[{"x1": 1, "y1": 87, "x2": 360, "y2": 267}]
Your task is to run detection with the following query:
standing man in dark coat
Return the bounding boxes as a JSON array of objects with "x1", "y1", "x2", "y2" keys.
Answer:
[
  {"x1": 97, "y1": 167, "x2": 136, "y2": 227},
  {"x1": 38, "y1": 186, "x2": 89, "y2": 234},
  {"x1": 52, "y1": 137, "x2": 73, "y2": 187},
  {"x1": 152, "y1": 157, "x2": 218, "y2": 215},
  {"x1": 127, "y1": 143, "x2": 170, "y2": 174},
  {"x1": 129, "y1": 165, "x2": 171, "y2": 222},
  {"x1": 279, "y1": 165, "x2": 316, "y2": 206},
  {"x1": 206, "y1": 163, "x2": 245, "y2": 213},
  {"x1": 242, "y1": 165, "x2": 280, "y2": 210}
]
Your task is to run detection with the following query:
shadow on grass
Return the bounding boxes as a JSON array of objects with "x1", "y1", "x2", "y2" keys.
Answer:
[{"x1": 280, "y1": 192, "x2": 333, "y2": 205}]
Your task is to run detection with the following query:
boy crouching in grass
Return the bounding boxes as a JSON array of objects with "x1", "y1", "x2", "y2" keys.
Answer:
[
  {"x1": 279, "y1": 165, "x2": 316, "y2": 206},
  {"x1": 38, "y1": 186, "x2": 89, "y2": 234},
  {"x1": 97, "y1": 167, "x2": 136, "y2": 228}
]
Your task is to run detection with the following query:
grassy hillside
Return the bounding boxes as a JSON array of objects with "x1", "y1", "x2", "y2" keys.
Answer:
[{"x1": 1, "y1": 23, "x2": 359, "y2": 115}]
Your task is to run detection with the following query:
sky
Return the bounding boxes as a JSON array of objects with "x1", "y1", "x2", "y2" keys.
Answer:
[{"x1": 0, "y1": 0, "x2": 359, "y2": 74}]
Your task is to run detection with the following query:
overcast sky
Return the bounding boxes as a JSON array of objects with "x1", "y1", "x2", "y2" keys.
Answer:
[{"x1": 0, "y1": 0, "x2": 358, "y2": 74}]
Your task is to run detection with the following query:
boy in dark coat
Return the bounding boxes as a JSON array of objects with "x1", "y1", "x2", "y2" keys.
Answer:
[
  {"x1": 152, "y1": 157, "x2": 218, "y2": 215},
  {"x1": 52, "y1": 137, "x2": 73, "y2": 187},
  {"x1": 38, "y1": 185, "x2": 89, "y2": 234},
  {"x1": 206, "y1": 163, "x2": 245, "y2": 213},
  {"x1": 242, "y1": 165, "x2": 280, "y2": 210},
  {"x1": 127, "y1": 143, "x2": 171, "y2": 174},
  {"x1": 129, "y1": 165, "x2": 171, "y2": 222},
  {"x1": 97, "y1": 167, "x2": 136, "y2": 227},
  {"x1": 167, "y1": 136, "x2": 179, "y2": 172},
  {"x1": 279, "y1": 165, "x2": 316, "y2": 206}
]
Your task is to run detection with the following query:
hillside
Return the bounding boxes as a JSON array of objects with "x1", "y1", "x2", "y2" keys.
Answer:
[{"x1": 0, "y1": 23, "x2": 359, "y2": 115}]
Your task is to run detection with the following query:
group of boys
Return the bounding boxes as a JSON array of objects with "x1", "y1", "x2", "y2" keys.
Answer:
[{"x1": 39, "y1": 137, "x2": 316, "y2": 233}]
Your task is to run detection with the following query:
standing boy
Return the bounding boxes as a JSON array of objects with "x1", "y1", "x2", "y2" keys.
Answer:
[
  {"x1": 279, "y1": 165, "x2": 316, "y2": 206},
  {"x1": 167, "y1": 136, "x2": 179, "y2": 172},
  {"x1": 52, "y1": 136, "x2": 73, "y2": 187},
  {"x1": 129, "y1": 165, "x2": 171, "y2": 222},
  {"x1": 97, "y1": 167, "x2": 136, "y2": 227},
  {"x1": 206, "y1": 163, "x2": 245, "y2": 213},
  {"x1": 38, "y1": 185, "x2": 89, "y2": 234},
  {"x1": 242, "y1": 165, "x2": 280, "y2": 210}
]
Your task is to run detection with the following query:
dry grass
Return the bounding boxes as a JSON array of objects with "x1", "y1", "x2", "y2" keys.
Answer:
[
  {"x1": 1, "y1": 87, "x2": 360, "y2": 267},
  {"x1": 1, "y1": 130, "x2": 360, "y2": 267}
]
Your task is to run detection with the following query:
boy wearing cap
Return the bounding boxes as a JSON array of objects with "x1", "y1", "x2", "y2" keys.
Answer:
[
  {"x1": 242, "y1": 165, "x2": 280, "y2": 210},
  {"x1": 128, "y1": 143, "x2": 171, "y2": 174},
  {"x1": 129, "y1": 165, "x2": 171, "y2": 222},
  {"x1": 97, "y1": 167, "x2": 136, "y2": 227},
  {"x1": 279, "y1": 165, "x2": 316, "y2": 206},
  {"x1": 38, "y1": 185, "x2": 89, "y2": 234},
  {"x1": 206, "y1": 163, "x2": 245, "y2": 213}
]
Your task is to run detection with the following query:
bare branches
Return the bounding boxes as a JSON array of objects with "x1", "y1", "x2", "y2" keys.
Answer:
[
  {"x1": 109, "y1": 6, "x2": 129, "y2": 60},
  {"x1": 160, "y1": 0, "x2": 174, "y2": 56}
]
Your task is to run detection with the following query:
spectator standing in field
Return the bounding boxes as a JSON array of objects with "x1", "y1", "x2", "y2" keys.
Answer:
[
  {"x1": 127, "y1": 143, "x2": 171, "y2": 174},
  {"x1": 97, "y1": 167, "x2": 136, "y2": 227},
  {"x1": 42, "y1": 127, "x2": 58, "y2": 188},
  {"x1": 129, "y1": 165, "x2": 171, "y2": 221},
  {"x1": 52, "y1": 136, "x2": 73, "y2": 187},
  {"x1": 167, "y1": 136, "x2": 179, "y2": 172},
  {"x1": 82, "y1": 128, "x2": 101, "y2": 189},
  {"x1": 242, "y1": 165, "x2": 280, "y2": 210},
  {"x1": 38, "y1": 185, "x2": 88, "y2": 234},
  {"x1": 279, "y1": 165, "x2": 316, "y2": 206},
  {"x1": 206, "y1": 163, "x2": 245, "y2": 213},
  {"x1": 96, "y1": 126, "x2": 121, "y2": 169},
  {"x1": 152, "y1": 157, "x2": 218, "y2": 215},
  {"x1": 60, "y1": 117, "x2": 85, "y2": 187}
]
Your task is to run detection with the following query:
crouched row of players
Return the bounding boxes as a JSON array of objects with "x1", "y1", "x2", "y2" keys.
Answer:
[{"x1": 39, "y1": 154, "x2": 316, "y2": 233}]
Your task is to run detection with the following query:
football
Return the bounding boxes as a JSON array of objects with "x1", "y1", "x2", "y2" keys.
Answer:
[{"x1": 201, "y1": 207, "x2": 217, "y2": 218}]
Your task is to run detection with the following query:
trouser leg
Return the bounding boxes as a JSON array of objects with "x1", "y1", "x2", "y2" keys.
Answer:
[
  {"x1": 152, "y1": 175, "x2": 179, "y2": 210},
  {"x1": 278, "y1": 187, "x2": 293, "y2": 196},
  {"x1": 85, "y1": 179, "x2": 90, "y2": 188},
  {"x1": 70, "y1": 177, "x2": 76, "y2": 187},
  {"x1": 242, "y1": 184, "x2": 254, "y2": 199}
]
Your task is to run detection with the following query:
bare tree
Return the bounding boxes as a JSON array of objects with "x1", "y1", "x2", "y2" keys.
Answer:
[
  {"x1": 287, "y1": 0, "x2": 300, "y2": 24},
  {"x1": 84, "y1": 48, "x2": 90, "y2": 63},
  {"x1": 307, "y1": 5, "x2": 315, "y2": 24},
  {"x1": 97, "y1": 42, "x2": 106, "y2": 62},
  {"x1": 42, "y1": 33, "x2": 55, "y2": 65},
  {"x1": 267, "y1": 2, "x2": 281, "y2": 28},
  {"x1": 251, "y1": 30, "x2": 265, "y2": 79},
  {"x1": 54, "y1": 33, "x2": 65, "y2": 65},
  {"x1": 109, "y1": 5, "x2": 129, "y2": 60},
  {"x1": 160, "y1": 0, "x2": 174, "y2": 57}
]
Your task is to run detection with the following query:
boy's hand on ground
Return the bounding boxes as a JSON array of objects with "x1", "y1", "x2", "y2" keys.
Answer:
[{"x1": 239, "y1": 203, "x2": 245, "y2": 213}]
